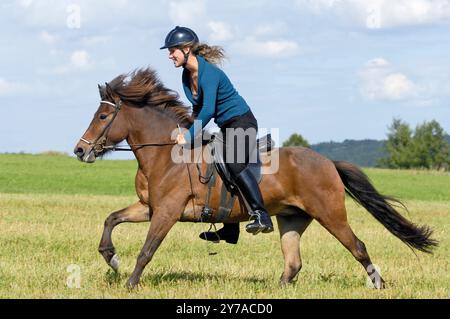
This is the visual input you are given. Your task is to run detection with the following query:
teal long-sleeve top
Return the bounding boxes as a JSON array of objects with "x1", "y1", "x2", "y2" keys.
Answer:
[{"x1": 182, "y1": 55, "x2": 250, "y2": 145}]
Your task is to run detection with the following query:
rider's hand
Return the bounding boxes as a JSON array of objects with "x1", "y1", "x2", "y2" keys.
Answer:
[{"x1": 176, "y1": 133, "x2": 187, "y2": 145}]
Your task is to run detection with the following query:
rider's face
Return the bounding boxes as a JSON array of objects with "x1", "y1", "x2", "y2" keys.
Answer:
[{"x1": 168, "y1": 47, "x2": 186, "y2": 68}]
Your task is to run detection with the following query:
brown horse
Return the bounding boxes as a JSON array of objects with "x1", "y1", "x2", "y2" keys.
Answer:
[{"x1": 74, "y1": 68, "x2": 437, "y2": 290}]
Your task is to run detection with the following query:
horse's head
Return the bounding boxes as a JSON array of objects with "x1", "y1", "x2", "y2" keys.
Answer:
[{"x1": 74, "y1": 83, "x2": 129, "y2": 163}]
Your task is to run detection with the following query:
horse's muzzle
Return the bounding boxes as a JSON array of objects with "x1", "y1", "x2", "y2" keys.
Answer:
[{"x1": 74, "y1": 145, "x2": 96, "y2": 163}]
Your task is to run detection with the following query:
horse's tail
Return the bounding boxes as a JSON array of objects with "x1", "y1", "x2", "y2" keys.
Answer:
[{"x1": 333, "y1": 161, "x2": 438, "y2": 253}]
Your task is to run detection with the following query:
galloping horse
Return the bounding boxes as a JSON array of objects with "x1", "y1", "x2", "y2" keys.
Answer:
[{"x1": 74, "y1": 68, "x2": 437, "y2": 290}]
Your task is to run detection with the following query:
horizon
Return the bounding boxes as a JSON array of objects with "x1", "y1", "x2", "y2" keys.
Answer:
[
  {"x1": 1, "y1": 1, "x2": 450, "y2": 160},
  {"x1": 4, "y1": 130, "x2": 449, "y2": 158}
]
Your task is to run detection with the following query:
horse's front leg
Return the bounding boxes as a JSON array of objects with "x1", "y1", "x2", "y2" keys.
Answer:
[
  {"x1": 126, "y1": 203, "x2": 181, "y2": 290},
  {"x1": 98, "y1": 201, "x2": 151, "y2": 272}
]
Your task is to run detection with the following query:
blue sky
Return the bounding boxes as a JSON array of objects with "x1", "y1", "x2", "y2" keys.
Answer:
[{"x1": 1, "y1": 0, "x2": 450, "y2": 157}]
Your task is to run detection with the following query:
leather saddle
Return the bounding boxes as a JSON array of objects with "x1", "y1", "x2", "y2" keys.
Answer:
[
  {"x1": 200, "y1": 133, "x2": 275, "y2": 222},
  {"x1": 211, "y1": 133, "x2": 274, "y2": 192}
]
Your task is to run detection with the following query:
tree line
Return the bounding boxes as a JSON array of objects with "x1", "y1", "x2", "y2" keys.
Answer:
[
  {"x1": 378, "y1": 119, "x2": 450, "y2": 170},
  {"x1": 282, "y1": 119, "x2": 450, "y2": 171}
]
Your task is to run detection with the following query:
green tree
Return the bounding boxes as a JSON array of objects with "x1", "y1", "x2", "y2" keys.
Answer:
[
  {"x1": 380, "y1": 118, "x2": 450, "y2": 170},
  {"x1": 410, "y1": 120, "x2": 450, "y2": 170},
  {"x1": 379, "y1": 118, "x2": 413, "y2": 168},
  {"x1": 283, "y1": 133, "x2": 310, "y2": 148}
]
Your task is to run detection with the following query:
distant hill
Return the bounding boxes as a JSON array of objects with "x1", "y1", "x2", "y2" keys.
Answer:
[
  {"x1": 311, "y1": 139, "x2": 387, "y2": 167},
  {"x1": 310, "y1": 134, "x2": 450, "y2": 168}
]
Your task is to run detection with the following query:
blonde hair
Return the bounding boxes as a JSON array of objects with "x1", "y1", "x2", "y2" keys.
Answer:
[{"x1": 181, "y1": 42, "x2": 226, "y2": 65}]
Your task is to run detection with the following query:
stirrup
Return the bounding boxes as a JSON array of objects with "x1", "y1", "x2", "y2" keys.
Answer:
[
  {"x1": 200, "y1": 223, "x2": 220, "y2": 243},
  {"x1": 199, "y1": 231, "x2": 221, "y2": 243},
  {"x1": 245, "y1": 210, "x2": 273, "y2": 235}
]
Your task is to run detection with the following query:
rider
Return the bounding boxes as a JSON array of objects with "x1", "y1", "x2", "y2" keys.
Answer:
[{"x1": 161, "y1": 26, "x2": 273, "y2": 242}]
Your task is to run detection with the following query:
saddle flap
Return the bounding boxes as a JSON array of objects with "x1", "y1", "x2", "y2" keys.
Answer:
[{"x1": 210, "y1": 134, "x2": 262, "y2": 189}]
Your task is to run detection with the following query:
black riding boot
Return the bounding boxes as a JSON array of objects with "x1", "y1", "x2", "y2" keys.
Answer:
[
  {"x1": 199, "y1": 223, "x2": 240, "y2": 244},
  {"x1": 234, "y1": 167, "x2": 274, "y2": 234}
]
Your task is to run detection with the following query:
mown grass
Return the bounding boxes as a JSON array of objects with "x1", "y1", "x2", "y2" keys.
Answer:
[
  {"x1": 0, "y1": 154, "x2": 448, "y2": 298},
  {"x1": 1, "y1": 153, "x2": 449, "y2": 201},
  {"x1": 0, "y1": 154, "x2": 137, "y2": 196}
]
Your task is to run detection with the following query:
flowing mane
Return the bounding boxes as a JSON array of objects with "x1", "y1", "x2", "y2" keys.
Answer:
[{"x1": 103, "y1": 68, "x2": 193, "y2": 127}]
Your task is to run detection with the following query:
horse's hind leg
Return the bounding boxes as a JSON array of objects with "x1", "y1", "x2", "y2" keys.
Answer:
[
  {"x1": 277, "y1": 209, "x2": 313, "y2": 287},
  {"x1": 311, "y1": 200, "x2": 385, "y2": 289},
  {"x1": 98, "y1": 201, "x2": 150, "y2": 272}
]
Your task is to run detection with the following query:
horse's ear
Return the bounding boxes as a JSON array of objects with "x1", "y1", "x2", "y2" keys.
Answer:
[
  {"x1": 98, "y1": 84, "x2": 105, "y2": 99},
  {"x1": 104, "y1": 82, "x2": 115, "y2": 99}
]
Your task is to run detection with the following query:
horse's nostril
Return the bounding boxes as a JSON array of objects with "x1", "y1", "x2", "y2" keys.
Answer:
[{"x1": 74, "y1": 147, "x2": 85, "y2": 157}]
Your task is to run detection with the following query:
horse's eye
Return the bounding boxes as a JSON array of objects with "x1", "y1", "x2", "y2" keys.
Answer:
[{"x1": 99, "y1": 114, "x2": 108, "y2": 120}]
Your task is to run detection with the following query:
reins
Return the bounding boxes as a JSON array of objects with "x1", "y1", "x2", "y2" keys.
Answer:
[
  {"x1": 102, "y1": 141, "x2": 177, "y2": 152},
  {"x1": 79, "y1": 100, "x2": 177, "y2": 154}
]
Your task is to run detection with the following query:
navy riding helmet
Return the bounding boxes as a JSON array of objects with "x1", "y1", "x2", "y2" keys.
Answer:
[{"x1": 160, "y1": 26, "x2": 199, "y2": 50}]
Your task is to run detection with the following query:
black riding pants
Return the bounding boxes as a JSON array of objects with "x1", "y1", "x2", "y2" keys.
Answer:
[{"x1": 220, "y1": 110, "x2": 258, "y2": 177}]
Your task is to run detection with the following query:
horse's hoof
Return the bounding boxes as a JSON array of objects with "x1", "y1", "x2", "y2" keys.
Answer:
[
  {"x1": 279, "y1": 278, "x2": 295, "y2": 288},
  {"x1": 371, "y1": 277, "x2": 386, "y2": 289},
  {"x1": 109, "y1": 254, "x2": 120, "y2": 272},
  {"x1": 126, "y1": 278, "x2": 139, "y2": 290},
  {"x1": 374, "y1": 279, "x2": 386, "y2": 289}
]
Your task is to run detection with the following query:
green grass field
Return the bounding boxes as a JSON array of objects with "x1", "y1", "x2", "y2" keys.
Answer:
[{"x1": 0, "y1": 153, "x2": 449, "y2": 298}]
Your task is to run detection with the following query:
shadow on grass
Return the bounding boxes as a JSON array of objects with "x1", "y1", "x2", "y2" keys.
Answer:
[
  {"x1": 104, "y1": 269, "x2": 269, "y2": 287},
  {"x1": 142, "y1": 270, "x2": 269, "y2": 286}
]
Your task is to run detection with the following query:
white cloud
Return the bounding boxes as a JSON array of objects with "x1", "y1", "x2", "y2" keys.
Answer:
[
  {"x1": 233, "y1": 37, "x2": 300, "y2": 58},
  {"x1": 71, "y1": 50, "x2": 90, "y2": 68},
  {"x1": 208, "y1": 21, "x2": 233, "y2": 42},
  {"x1": 296, "y1": 0, "x2": 450, "y2": 29},
  {"x1": 366, "y1": 57, "x2": 390, "y2": 68},
  {"x1": 39, "y1": 31, "x2": 58, "y2": 44},
  {"x1": 382, "y1": 73, "x2": 416, "y2": 99},
  {"x1": 0, "y1": 78, "x2": 28, "y2": 96},
  {"x1": 53, "y1": 50, "x2": 92, "y2": 74},
  {"x1": 360, "y1": 57, "x2": 417, "y2": 100},
  {"x1": 169, "y1": 0, "x2": 206, "y2": 26}
]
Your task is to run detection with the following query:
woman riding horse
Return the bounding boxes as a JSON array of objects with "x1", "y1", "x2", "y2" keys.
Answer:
[
  {"x1": 74, "y1": 36, "x2": 437, "y2": 289},
  {"x1": 161, "y1": 26, "x2": 273, "y2": 241}
]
